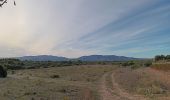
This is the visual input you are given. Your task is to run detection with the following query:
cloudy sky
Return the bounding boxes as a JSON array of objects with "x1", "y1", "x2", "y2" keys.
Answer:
[{"x1": 0, "y1": 0, "x2": 170, "y2": 58}]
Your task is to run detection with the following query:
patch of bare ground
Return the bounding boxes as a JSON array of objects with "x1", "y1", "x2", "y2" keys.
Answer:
[
  {"x1": 99, "y1": 72, "x2": 116, "y2": 100},
  {"x1": 99, "y1": 69, "x2": 146, "y2": 100}
]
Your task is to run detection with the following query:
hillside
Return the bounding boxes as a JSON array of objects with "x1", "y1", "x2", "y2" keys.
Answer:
[
  {"x1": 17, "y1": 55, "x2": 69, "y2": 61},
  {"x1": 78, "y1": 55, "x2": 140, "y2": 61},
  {"x1": 16, "y1": 55, "x2": 140, "y2": 61}
]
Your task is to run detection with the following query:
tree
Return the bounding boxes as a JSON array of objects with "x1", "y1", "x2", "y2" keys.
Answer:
[
  {"x1": 0, "y1": 0, "x2": 16, "y2": 7},
  {"x1": 155, "y1": 55, "x2": 164, "y2": 61},
  {"x1": 166, "y1": 55, "x2": 170, "y2": 60},
  {"x1": 155, "y1": 54, "x2": 170, "y2": 61},
  {"x1": 155, "y1": 55, "x2": 161, "y2": 61},
  {"x1": 160, "y1": 55, "x2": 166, "y2": 60}
]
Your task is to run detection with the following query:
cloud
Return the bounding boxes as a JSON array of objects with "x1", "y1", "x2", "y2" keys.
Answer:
[
  {"x1": 57, "y1": 0, "x2": 170, "y2": 58},
  {"x1": 0, "y1": 0, "x2": 170, "y2": 57}
]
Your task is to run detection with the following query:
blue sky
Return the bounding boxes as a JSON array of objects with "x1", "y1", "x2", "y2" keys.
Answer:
[{"x1": 0, "y1": 0, "x2": 170, "y2": 58}]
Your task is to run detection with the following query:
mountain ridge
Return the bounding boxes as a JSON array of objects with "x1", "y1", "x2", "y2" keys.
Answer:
[
  {"x1": 16, "y1": 55, "x2": 141, "y2": 61},
  {"x1": 17, "y1": 55, "x2": 69, "y2": 61}
]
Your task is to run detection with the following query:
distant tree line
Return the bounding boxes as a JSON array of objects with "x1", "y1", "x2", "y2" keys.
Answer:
[
  {"x1": 155, "y1": 55, "x2": 170, "y2": 61},
  {"x1": 0, "y1": 58, "x2": 24, "y2": 70},
  {"x1": 121, "y1": 60, "x2": 152, "y2": 69},
  {"x1": 0, "y1": 58, "x2": 124, "y2": 70}
]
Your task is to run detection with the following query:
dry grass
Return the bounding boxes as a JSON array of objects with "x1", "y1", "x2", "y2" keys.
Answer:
[
  {"x1": 114, "y1": 67, "x2": 170, "y2": 99},
  {"x1": 0, "y1": 65, "x2": 117, "y2": 100},
  {"x1": 2, "y1": 64, "x2": 170, "y2": 100},
  {"x1": 151, "y1": 63, "x2": 170, "y2": 71}
]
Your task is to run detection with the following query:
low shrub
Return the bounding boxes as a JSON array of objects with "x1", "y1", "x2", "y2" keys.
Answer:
[
  {"x1": 144, "y1": 61, "x2": 152, "y2": 67},
  {"x1": 131, "y1": 64, "x2": 140, "y2": 69},
  {"x1": 0, "y1": 65, "x2": 7, "y2": 78},
  {"x1": 50, "y1": 74, "x2": 60, "y2": 78},
  {"x1": 122, "y1": 61, "x2": 135, "y2": 67}
]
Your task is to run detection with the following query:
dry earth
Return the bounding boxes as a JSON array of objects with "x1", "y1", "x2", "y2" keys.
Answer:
[
  {"x1": 0, "y1": 65, "x2": 115, "y2": 100},
  {"x1": 99, "y1": 68, "x2": 146, "y2": 100}
]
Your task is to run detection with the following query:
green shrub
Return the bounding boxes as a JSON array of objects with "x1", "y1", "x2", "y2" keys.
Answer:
[
  {"x1": 122, "y1": 61, "x2": 135, "y2": 67},
  {"x1": 144, "y1": 61, "x2": 152, "y2": 67},
  {"x1": 122, "y1": 62, "x2": 129, "y2": 66},
  {"x1": 0, "y1": 59, "x2": 24, "y2": 70},
  {"x1": 50, "y1": 75, "x2": 60, "y2": 78},
  {"x1": 0, "y1": 65, "x2": 7, "y2": 78},
  {"x1": 131, "y1": 64, "x2": 140, "y2": 69}
]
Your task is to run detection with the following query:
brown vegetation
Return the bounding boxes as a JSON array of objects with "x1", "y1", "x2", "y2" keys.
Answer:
[
  {"x1": 0, "y1": 60, "x2": 170, "y2": 100},
  {"x1": 1, "y1": 65, "x2": 116, "y2": 100},
  {"x1": 151, "y1": 63, "x2": 170, "y2": 71},
  {"x1": 114, "y1": 67, "x2": 170, "y2": 99}
]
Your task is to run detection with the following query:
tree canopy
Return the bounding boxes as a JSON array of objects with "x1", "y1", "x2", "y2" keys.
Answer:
[{"x1": 155, "y1": 55, "x2": 170, "y2": 61}]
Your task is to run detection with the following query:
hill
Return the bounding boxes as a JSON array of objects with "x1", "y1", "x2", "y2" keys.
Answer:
[
  {"x1": 78, "y1": 55, "x2": 139, "y2": 61},
  {"x1": 17, "y1": 55, "x2": 69, "y2": 61},
  {"x1": 17, "y1": 55, "x2": 140, "y2": 61}
]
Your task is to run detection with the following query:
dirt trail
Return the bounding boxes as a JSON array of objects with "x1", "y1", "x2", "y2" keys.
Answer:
[
  {"x1": 8, "y1": 70, "x2": 147, "y2": 100},
  {"x1": 99, "y1": 73, "x2": 117, "y2": 100},
  {"x1": 99, "y1": 71, "x2": 147, "y2": 100}
]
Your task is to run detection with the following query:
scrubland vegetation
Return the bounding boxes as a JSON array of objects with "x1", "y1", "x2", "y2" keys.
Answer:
[
  {"x1": 154, "y1": 55, "x2": 170, "y2": 62},
  {"x1": 151, "y1": 63, "x2": 170, "y2": 71},
  {"x1": 0, "y1": 54, "x2": 169, "y2": 100},
  {"x1": 121, "y1": 60, "x2": 152, "y2": 69},
  {"x1": 114, "y1": 67, "x2": 170, "y2": 99},
  {"x1": 151, "y1": 55, "x2": 170, "y2": 71},
  {"x1": 1, "y1": 65, "x2": 116, "y2": 100}
]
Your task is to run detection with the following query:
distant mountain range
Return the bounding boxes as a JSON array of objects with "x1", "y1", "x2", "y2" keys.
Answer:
[
  {"x1": 78, "y1": 55, "x2": 140, "y2": 61},
  {"x1": 17, "y1": 55, "x2": 69, "y2": 61},
  {"x1": 16, "y1": 55, "x2": 141, "y2": 61}
]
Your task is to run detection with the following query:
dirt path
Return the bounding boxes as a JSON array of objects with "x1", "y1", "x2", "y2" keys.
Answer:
[
  {"x1": 8, "y1": 70, "x2": 147, "y2": 100},
  {"x1": 99, "y1": 72, "x2": 117, "y2": 100},
  {"x1": 99, "y1": 71, "x2": 147, "y2": 100}
]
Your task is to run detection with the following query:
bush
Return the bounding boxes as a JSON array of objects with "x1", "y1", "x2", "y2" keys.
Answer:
[
  {"x1": 122, "y1": 61, "x2": 135, "y2": 67},
  {"x1": 50, "y1": 75, "x2": 60, "y2": 78},
  {"x1": 144, "y1": 61, "x2": 152, "y2": 67},
  {"x1": 131, "y1": 64, "x2": 140, "y2": 69},
  {"x1": 0, "y1": 59, "x2": 24, "y2": 70},
  {"x1": 122, "y1": 62, "x2": 129, "y2": 66},
  {"x1": 0, "y1": 65, "x2": 7, "y2": 78}
]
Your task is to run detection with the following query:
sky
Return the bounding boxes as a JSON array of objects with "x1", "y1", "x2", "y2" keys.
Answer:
[{"x1": 0, "y1": 0, "x2": 170, "y2": 58}]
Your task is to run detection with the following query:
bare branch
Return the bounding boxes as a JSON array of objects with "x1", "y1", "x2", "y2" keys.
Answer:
[
  {"x1": 0, "y1": 0, "x2": 16, "y2": 7},
  {"x1": 0, "y1": 0, "x2": 7, "y2": 7}
]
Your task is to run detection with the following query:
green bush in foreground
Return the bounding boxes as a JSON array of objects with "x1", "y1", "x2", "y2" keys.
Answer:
[{"x1": 0, "y1": 65, "x2": 7, "y2": 78}]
